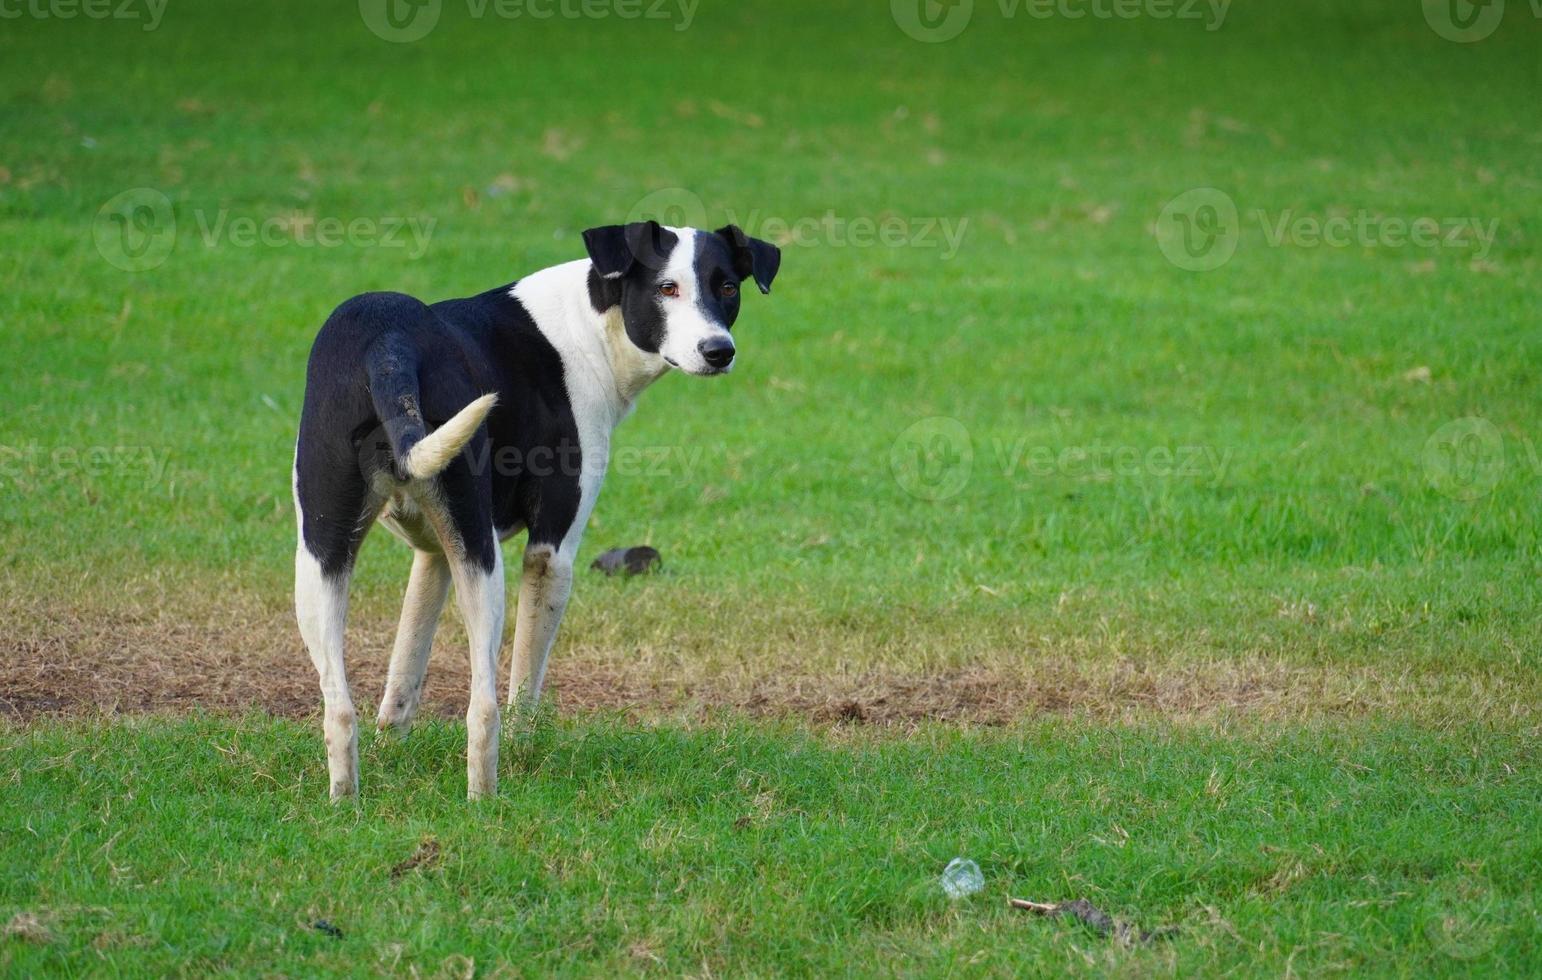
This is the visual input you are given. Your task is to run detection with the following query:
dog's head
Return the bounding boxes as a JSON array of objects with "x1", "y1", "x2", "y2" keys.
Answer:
[{"x1": 583, "y1": 221, "x2": 780, "y2": 376}]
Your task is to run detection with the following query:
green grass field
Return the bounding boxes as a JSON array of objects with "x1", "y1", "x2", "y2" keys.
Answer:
[
  {"x1": 6, "y1": 717, "x2": 1540, "y2": 975},
  {"x1": 3, "y1": 0, "x2": 1540, "y2": 973}
]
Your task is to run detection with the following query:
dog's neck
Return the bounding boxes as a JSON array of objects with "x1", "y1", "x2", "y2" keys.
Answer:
[
  {"x1": 598, "y1": 304, "x2": 670, "y2": 406},
  {"x1": 509, "y1": 259, "x2": 670, "y2": 432}
]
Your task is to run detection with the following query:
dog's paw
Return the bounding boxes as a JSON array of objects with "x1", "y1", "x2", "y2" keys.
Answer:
[
  {"x1": 375, "y1": 710, "x2": 413, "y2": 739},
  {"x1": 375, "y1": 692, "x2": 420, "y2": 737}
]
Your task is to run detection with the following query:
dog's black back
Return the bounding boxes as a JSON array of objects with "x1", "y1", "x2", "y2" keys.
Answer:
[{"x1": 295, "y1": 286, "x2": 580, "y2": 578}]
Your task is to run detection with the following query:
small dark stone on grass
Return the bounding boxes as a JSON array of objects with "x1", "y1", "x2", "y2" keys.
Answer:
[
  {"x1": 591, "y1": 546, "x2": 662, "y2": 577},
  {"x1": 833, "y1": 700, "x2": 867, "y2": 724},
  {"x1": 312, "y1": 920, "x2": 343, "y2": 939},
  {"x1": 390, "y1": 836, "x2": 442, "y2": 880},
  {"x1": 1010, "y1": 897, "x2": 1177, "y2": 946}
]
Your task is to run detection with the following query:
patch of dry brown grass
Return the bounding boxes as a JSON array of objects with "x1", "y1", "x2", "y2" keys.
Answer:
[{"x1": 2, "y1": 586, "x2": 1533, "y2": 729}]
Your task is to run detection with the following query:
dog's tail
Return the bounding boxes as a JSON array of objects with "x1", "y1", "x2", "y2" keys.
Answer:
[
  {"x1": 366, "y1": 344, "x2": 497, "y2": 482},
  {"x1": 399, "y1": 392, "x2": 498, "y2": 481}
]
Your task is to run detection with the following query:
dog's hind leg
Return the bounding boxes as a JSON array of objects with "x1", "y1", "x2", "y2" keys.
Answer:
[
  {"x1": 293, "y1": 440, "x2": 378, "y2": 801},
  {"x1": 448, "y1": 540, "x2": 506, "y2": 800},
  {"x1": 376, "y1": 548, "x2": 452, "y2": 736},
  {"x1": 295, "y1": 544, "x2": 359, "y2": 801}
]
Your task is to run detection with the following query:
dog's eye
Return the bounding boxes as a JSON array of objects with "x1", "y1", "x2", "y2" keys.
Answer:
[
  {"x1": 658, "y1": 281, "x2": 680, "y2": 298},
  {"x1": 721, "y1": 282, "x2": 738, "y2": 298}
]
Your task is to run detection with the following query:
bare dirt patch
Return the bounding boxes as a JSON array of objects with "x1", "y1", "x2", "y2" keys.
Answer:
[{"x1": 0, "y1": 592, "x2": 1526, "y2": 727}]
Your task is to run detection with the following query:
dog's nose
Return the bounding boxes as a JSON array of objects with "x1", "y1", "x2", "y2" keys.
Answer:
[{"x1": 698, "y1": 336, "x2": 735, "y2": 369}]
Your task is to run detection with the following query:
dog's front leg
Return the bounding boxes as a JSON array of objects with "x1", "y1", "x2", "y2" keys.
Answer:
[{"x1": 506, "y1": 541, "x2": 574, "y2": 713}]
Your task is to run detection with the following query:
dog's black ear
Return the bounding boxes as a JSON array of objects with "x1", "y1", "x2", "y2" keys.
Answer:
[
  {"x1": 584, "y1": 220, "x2": 674, "y2": 278},
  {"x1": 583, "y1": 223, "x2": 636, "y2": 279},
  {"x1": 716, "y1": 224, "x2": 781, "y2": 294}
]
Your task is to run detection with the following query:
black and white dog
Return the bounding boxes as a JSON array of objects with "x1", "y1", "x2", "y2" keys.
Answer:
[{"x1": 293, "y1": 221, "x2": 780, "y2": 800}]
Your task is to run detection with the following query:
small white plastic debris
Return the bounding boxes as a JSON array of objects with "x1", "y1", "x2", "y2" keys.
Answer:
[{"x1": 940, "y1": 858, "x2": 984, "y2": 899}]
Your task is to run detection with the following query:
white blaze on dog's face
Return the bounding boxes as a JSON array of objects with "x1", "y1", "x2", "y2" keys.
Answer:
[
  {"x1": 654, "y1": 228, "x2": 737, "y2": 375},
  {"x1": 582, "y1": 221, "x2": 781, "y2": 376}
]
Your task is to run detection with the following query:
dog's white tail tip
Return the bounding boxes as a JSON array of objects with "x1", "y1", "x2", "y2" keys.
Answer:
[{"x1": 402, "y1": 393, "x2": 498, "y2": 481}]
